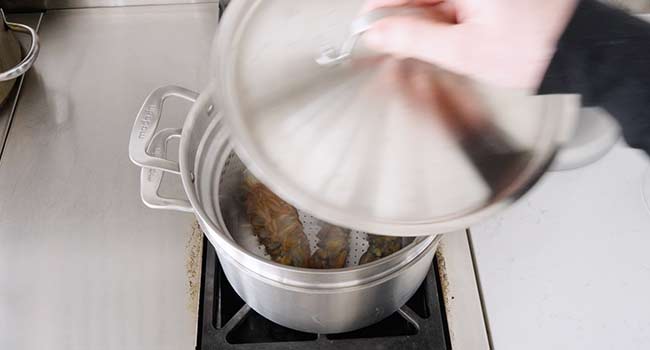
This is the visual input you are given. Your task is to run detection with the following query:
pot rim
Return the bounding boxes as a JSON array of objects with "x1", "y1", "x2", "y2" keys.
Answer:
[
  {"x1": 178, "y1": 83, "x2": 440, "y2": 288},
  {"x1": 207, "y1": 213, "x2": 441, "y2": 291}
]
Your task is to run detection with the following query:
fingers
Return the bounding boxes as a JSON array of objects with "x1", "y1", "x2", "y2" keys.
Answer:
[
  {"x1": 361, "y1": 0, "x2": 444, "y2": 13},
  {"x1": 364, "y1": 16, "x2": 466, "y2": 71},
  {"x1": 360, "y1": 0, "x2": 470, "y2": 79}
]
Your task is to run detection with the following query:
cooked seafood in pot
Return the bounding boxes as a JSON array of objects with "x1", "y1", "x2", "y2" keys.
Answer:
[
  {"x1": 359, "y1": 234, "x2": 403, "y2": 265},
  {"x1": 243, "y1": 173, "x2": 311, "y2": 268},
  {"x1": 242, "y1": 173, "x2": 404, "y2": 269},
  {"x1": 309, "y1": 224, "x2": 350, "y2": 269}
]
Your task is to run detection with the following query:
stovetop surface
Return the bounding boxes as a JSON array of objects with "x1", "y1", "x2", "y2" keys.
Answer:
[
  {"x1": 0, "y1": 5, "x2": 219, "y2": 349},
  {"x1": 197, "y1": 239, "x2": 451, "y2": 350}
]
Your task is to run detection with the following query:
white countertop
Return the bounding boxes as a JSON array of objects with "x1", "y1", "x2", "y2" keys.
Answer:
[{"x1": 471, "y1": 145, "x2": 650, "y2": 350}]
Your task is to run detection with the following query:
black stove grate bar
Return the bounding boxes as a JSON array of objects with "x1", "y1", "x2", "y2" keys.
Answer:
[{"x1": 197, "y1": 238, "x2": 450, "y2": 350}]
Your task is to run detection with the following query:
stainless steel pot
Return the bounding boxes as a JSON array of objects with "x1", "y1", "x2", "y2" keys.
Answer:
[
  {"x1": 129, "y1": 84, "x2": 442, "y2": 333},
  {"x1": 127, "y1": 1, "x2": 610, "y2": 333},
  {"x1": 0, "y1": 9, "x2": 39, "y2": 104}
]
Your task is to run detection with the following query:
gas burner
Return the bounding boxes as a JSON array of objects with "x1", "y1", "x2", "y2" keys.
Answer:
[{"x1": 197, "y1": 232, "x2": 490, "y2": 349}]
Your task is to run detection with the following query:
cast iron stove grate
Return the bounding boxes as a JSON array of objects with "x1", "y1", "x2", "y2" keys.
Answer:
[{"x1": 197, "y1": 239, "x2": 451, "y2": 350}]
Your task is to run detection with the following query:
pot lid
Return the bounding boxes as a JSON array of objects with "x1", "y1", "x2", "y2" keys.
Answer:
[{"x1": 216, "y1": 0, "x2": 577, "y2": 235}]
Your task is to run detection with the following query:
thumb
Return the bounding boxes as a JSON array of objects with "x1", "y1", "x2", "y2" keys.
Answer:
[{"x1": 363, "y1": 16, "x2": 466, "y2": 72}]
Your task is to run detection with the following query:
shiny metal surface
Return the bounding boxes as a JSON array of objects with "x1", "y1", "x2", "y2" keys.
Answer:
[
  {"x1": 0, "y1": 10, "x2": 21, "y2": 102},
  {"x1": 0, "y1": 13, "x2": 40, "y2": 164},
  {"x1": 551, "y1": 107, "x2": 621, "y2": 171},
  {"x1": 129, "y1": 85, "x2": 198, "y2": 174},
  {"x1": 142, "y1": 126, "x2": 193, "y2": 212},
  {"x1": 316, "y1": 6, "x2": 427, "y2": 66},
  {"x1": 216, "y1": 0, "x2": 580, "y2": 236},
  {"x1": 131, "y1": 86, "x2": 419, "y2": 266},
  {"x1": 215, "y1": 233, "x2": 438, "y2": 333},
  {"x1": 438, "y1": 231, "x2": 491, "y2": 350},
  {"x1": 1, "y1": 0, "x2": 218, "y2": 11},
  {"x1": 0, "y1": 10, "x2": 40, "y2": 82},
  {"x1": 0, "y1": 4, "x2": 219, "y2": 350},
  {"x1": 130, "y1": 84, "x2": 445, "y2": 333}
]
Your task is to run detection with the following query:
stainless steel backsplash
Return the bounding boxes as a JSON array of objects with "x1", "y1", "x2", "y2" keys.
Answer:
[{"x1": 0, "y1": 0, "x2": 218, "y2": 11}]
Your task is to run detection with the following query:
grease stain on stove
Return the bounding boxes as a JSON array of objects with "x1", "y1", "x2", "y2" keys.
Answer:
[
  {"x1": 186, "y1": 221, "x2": 204, "y2": 315},
  {"x1": 435, "y1": 243, "x2": 455, "y2": 342},
  {"x1": 436, "y1": 244, "x2": 451, "y2": 303}
]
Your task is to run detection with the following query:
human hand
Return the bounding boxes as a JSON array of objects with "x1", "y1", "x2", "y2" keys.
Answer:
[{"x1": 362, "y1": 0, "x2": 579, "y2": 89}]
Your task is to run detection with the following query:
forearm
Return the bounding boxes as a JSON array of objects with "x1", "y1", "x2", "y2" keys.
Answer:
[{"x1": 539, "y1": 0, "x2": 650, "y2": 155}]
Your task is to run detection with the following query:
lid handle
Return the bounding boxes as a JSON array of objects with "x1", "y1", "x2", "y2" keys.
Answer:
[{"x1": 316, "y1": 5, "x2": 428, "y2": 66}]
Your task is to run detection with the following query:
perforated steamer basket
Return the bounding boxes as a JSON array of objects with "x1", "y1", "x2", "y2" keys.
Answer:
[
  {"x1": 219, "y1": 155, "x2": 415, "y2": 268},
  {"x1": 129, "y1": 84, "x2": 440, "y2": 333}
]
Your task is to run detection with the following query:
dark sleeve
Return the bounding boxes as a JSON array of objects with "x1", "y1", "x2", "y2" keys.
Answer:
[{"x1": 538, "y1": 0, "x2": 650, "y2": 155}]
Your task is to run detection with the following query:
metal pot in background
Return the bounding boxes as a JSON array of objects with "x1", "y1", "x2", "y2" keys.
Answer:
[{"x1": 0, "y1": 9, "x2": 39, "y2": 105}]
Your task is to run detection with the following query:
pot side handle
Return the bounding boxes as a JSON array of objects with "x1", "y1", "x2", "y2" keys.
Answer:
[
  {"x1": 129, "y1": 85, "x2": 199, "y2": 173},
  {"x1": 140, "y1": 128, "x2": 193, "y2": 212},
  {"x1": 129, "y1": 85, "x2": 198, "y2": 213}
]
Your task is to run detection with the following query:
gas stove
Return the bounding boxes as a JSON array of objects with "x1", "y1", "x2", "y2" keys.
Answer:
[
  {"x1": 0, "y1": 4, "x2": 490, "y2": 349},
  {"x1": 197, "y1": 231, "x2": 491, "y2": 350},
  {"x1": 200, "y1": 2, "x2": 490, "y2": 347},
  {"x1": 3, "y1": 2, "x2": 650, "y2": 350}
]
